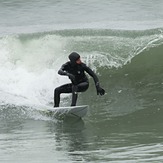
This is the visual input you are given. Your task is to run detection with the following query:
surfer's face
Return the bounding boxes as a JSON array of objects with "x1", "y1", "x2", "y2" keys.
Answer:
[{"x1": 76, "y1": 58, "x2": 82, "y2": 64}]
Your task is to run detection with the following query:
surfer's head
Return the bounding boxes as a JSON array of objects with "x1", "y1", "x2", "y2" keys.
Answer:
[{"x1": 69, "y1": 52, "x2": 81, "y2": 65}]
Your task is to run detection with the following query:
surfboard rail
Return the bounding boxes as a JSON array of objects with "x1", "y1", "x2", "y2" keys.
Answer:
[{"x1": 39, "y1": 105, "x2": 88, "y2": 119}]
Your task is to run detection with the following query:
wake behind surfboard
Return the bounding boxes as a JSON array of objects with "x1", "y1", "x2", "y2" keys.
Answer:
[{"x1": 39, "y1": 105, "x2": 88, "y2": 120}]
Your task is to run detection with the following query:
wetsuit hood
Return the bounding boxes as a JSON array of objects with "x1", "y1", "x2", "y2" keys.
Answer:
[{"x1": 69, "y1": 52, "x2": 80, "y2": 65}]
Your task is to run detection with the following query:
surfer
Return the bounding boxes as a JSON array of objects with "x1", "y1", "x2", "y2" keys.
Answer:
[{"x1": 54, "y1": 52, "x2": 105, "y2": 107}]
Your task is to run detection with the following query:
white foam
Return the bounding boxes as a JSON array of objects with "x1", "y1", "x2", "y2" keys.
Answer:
[{"x1": 0, "y1": 35, "x2": 69, "y2": 107}]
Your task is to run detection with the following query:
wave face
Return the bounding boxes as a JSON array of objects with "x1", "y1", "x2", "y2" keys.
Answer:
[{"x1": 0, "y1": 28, "x2": 163, "y2": 119}]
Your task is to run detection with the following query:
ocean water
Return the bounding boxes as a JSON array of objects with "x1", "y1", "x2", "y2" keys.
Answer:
[{"x1": 0, "y1": 0, "x2": 163, "y2": 162}]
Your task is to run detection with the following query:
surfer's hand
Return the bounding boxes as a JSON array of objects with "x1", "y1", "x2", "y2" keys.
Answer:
[
  {"x1": 96, "y1": 83, "x2": 105, "y2": 96},
  {"x1": 67, "y1": 73, "x2": 76, "y2": 83}
]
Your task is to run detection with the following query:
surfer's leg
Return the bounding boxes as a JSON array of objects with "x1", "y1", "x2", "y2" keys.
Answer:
[
  {"x1": 54, "y1": 87, "x2": 60, "y2": 107},
  {"x1": 54, "y1": 84, "x2": 72, "y2": 107},
  {"x1": 71, "y1": 82, "x2": 89, "y2": 106},
  {"x1": 54, "y1": 83, "x2": 87, "y2": 107},
  {"x1": 77, "y1": 82, "x2": 89, "y2": 92},
  {"x1": 71, "y1": 85, "x2": 78, "y2": 106}
]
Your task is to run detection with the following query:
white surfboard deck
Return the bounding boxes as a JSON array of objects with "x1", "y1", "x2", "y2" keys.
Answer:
[{"x1": 40, "y1": 105, "x2": 88, "y2": 119}]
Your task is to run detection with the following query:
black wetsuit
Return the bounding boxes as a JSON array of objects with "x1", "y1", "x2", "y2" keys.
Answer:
[{"x1": 54, "y1": 62, "x2": 99, "y2": 107}]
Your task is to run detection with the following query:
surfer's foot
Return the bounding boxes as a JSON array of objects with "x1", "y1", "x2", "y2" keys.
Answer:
[{"x1": 71, "y1": 104, "x2": 76, "y2": 106}]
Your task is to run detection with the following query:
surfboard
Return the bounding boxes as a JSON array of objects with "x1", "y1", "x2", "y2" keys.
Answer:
[{"x1": 40, "y1": 105, "x2": 88, "y2": 119}]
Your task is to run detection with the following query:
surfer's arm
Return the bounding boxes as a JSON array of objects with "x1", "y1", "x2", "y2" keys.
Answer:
[
  {"x1": 58, "y1": 63, "x2": 69, "y2": 76},
  {"x1": 58, "y1": 67, "x2": 67, "y2": 75},
  {"x1": 58, "y1": 62, "x2": 76, "y2": 83},
  {"x1": 84, "y1": 65, "x2": 105, "y2": 95},
  {"x1": 84, "y1": 65, "x2": 99, "y2": 85}
]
